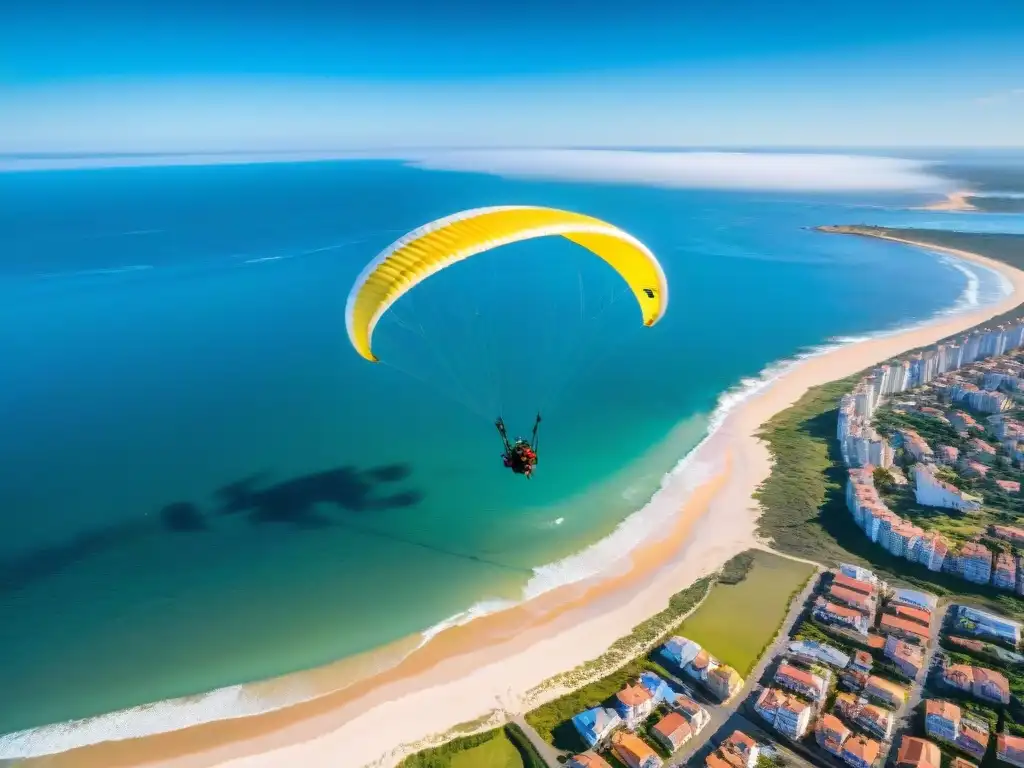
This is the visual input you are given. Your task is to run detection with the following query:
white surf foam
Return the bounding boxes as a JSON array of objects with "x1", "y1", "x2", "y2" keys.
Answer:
[{"x1": 0, "y1": 240, "x2": 1008, "y2": 759}]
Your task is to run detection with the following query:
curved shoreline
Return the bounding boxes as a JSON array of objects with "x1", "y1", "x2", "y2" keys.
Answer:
[{"x1": 20, "y1": 234, "x2": 1024, "y2": 768}]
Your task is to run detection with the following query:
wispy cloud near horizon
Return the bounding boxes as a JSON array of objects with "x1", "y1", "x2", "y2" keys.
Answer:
[
  {"x1": 404, "y1": 150, "x2": 950, "y2": 192},
  {"x1": 0, "y1": 149, "x2": 952, "y2": 193}
]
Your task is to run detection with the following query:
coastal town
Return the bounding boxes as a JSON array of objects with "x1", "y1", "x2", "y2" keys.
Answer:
[{"x1": 399, "y1": 269, "x2": 1024, "y2": 768}]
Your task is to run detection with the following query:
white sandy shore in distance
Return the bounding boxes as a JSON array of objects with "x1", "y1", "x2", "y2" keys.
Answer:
[
  {"x1": 24, "y1": 235, "x2": 1024, "y2": 768},
  {"x1": 916, "y1": 190, "x2": 978, "y2": 212}
]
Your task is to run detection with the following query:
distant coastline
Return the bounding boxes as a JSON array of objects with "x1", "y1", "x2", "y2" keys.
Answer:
[{"x1": 21, "y1": 226, "x2": 1024, "y2": 768}]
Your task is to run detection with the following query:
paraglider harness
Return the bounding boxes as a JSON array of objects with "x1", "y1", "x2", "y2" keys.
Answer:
[{"x1": 496, "y1": 414, "x2": 541, "y2": 479}]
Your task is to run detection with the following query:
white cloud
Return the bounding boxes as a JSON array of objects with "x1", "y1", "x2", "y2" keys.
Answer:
[{"x1": 403, "y1": 149, "x2": 948, "y2": 192}]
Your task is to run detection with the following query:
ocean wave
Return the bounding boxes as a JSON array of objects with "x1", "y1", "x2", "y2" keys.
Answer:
[
  {"x1": 0, "y1": 684, "x2": 309, "y2": 759},
  {"x1": 0, "y1": 243, "x2": 1008, "y2": 759}
]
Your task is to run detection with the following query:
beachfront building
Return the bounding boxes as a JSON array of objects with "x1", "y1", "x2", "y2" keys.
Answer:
[
  {"x1": 651, "y1": 712, "x2": 694, "y2": 752},
  {"x1": 943, "y1": 664, "x2": 1011, "y2": 705},
  {"x1": 638, "y1": 672, "x2": 676, "y2": 706},
  {"x1": 816, "y1": 714, "x2": 851, "y2": 757},
  {"x1": 567, "y1": 753, "x2": 613, "y2": 768},
  {"x1": 706, "y1": 731, "x2": 760, "y2": 768},
  {"x1": 864, "y1": 675, "x2": 908, "y2": 708},
  {"x1": 660, "y1": 636, "x2": 742, "y2": 701},
  {"x1": 914, "y1": 464, "x2": 983, "y2": 512},
  {"x1": 615, "y1": 682, "x2": 655, "y2": 729},
  {"x1": 707, "y1": 664, "x2": 743, "y2": 701},
  {"x1": 953, "y1": 606, "x2": 1022, "y2": 646},
  {"x1": 841, "y1": 735, "x2": 882, "y2": 768},
  {"x1": 834, "y1": 693, "x2": 894, "y2": 740},
  {"x1": 958, "y1": 543, "x2": 995, "y2": 585},
  {"x1": 788, "y1": 640, "x2": 851, "y2": 669},
  {"x1": 610, "y1": 731, "x2": 663, "y2": 768},
  {"x1": 572, "y1": 707, "x2": 622, "y2": 748},
  {"x1": 885, "y1": 635, "x2": 925, "y2": 679},
  {"x1": 897, "y1": 737, "x2": 942, "y2": 768},
  {"x1": 754, "y1": 688, "x2": 812, "y2": 740},
  {"x1": 998, "y1": 733, "x2": 1024, "y2": 768}
]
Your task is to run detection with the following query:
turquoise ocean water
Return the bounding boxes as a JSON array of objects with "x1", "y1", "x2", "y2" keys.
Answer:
[{"x1": 0, "y1": 160, "x2": 1011, "y2": 748}]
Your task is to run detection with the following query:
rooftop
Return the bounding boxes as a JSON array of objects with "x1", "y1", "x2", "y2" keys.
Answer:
[{"x1": 897, "y1": 736, "x2": 941, "y2": 768}]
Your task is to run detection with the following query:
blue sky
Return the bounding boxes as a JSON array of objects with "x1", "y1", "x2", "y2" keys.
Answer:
[{"x1": 3, "y1": 0, "x2": 1023, "y2": 152}]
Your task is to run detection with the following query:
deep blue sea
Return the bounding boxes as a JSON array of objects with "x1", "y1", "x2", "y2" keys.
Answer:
[{"x1": 0, "y1": 160, "x2": 1010, "y2": 743}]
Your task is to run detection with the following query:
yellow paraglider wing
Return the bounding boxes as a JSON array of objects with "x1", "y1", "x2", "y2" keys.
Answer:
[{"x1": 345, "y1": 205, "x2": 668, "y2": 362}]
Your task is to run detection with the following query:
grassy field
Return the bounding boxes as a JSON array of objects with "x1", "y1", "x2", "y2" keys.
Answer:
[
  {"x1": 674, "y1": 549, "x2": 815, "y2": 675},
  {"x1": 448, "y1": 731, "x2": 523, "y2": 768},
  {"x1": 400, "y1": 724, "x2": 547, "y2": 768}
]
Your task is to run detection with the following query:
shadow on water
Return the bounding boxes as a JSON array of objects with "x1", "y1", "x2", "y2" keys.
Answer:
[
  {"x1": 1, "y1": 462, "x2": 527, "y2": 595},
  {"x1": 214, "y1": 463, "x2": 422, "y2": 526},
  {"x1": 0, "y1": 520, "x2": 151, "y2": 594}
]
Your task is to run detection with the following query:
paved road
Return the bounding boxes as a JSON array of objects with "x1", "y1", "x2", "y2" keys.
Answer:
[
  {"x1": 879, "y1": 601, "x2": 952, "y2": 768},
  {"x1": 664, "y1": 568, "x2": 824, "y2": 766},
  {"x1": 511, "y1": 714, "x2": 565, "y2": 768}
]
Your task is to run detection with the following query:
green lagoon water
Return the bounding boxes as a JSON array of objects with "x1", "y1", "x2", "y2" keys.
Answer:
[{"x1": 0, "y1": 160, "x2": 1010, "y2": 750}]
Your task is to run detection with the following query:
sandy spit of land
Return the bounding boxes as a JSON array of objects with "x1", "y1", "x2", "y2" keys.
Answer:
[
  {"x1": 916, "y1": 190, "x2": 978, "y2": 212},
  {"x1": 30, "y1": 235, "x2": 1024, "y2": 768}
]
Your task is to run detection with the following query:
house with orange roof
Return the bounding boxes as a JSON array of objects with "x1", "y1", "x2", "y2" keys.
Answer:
[
  {"x1": 611, "y1": 731, "x2": 663, "y2": 768},
  {"x1": 994, "y1": 552, "x2": 1017, "y2": 591},
  {"x1": 851, "y1": 650, "x2": 873, "y2": 674},
  {"x1": 567, "y1": 752, "x2": 614, "y2": 768},
  {"x1": 959, "y1": 543, "x2": 995, "y2": 585},
  {"x1": 943, "y1": 664, "x2": 1011, "y2": 705},
  {"x1": 924, "y1": 699, "x2": 989, "y2": 759},
  {"x1": 841, "y1": 734, "x2": 882, "y2": 768},
  {"x1": 815, "y1": 597, "x2": 871, "y2": 635},
  {"x1": 880, "y1": 614, "x2": 930, "y2": 644},
  {"x1": 950, "y1": 758, "x2": 978, "y2": 768},
  {"x1": 997, "y1": 479, "x2": 1021, "y2": 493},
  {"x1": 755, "y1": 688, "x2": 812, "y2": 739},
  {"x1": 614, "y1": 682, "x2": 655, "y2": 729},
  {"x1": 651, "y1": 712, "x2": 693, "y2": 752},
  {"x1": 998, "y1": 733, "x2": 1024, "y2": 768},
  {"x1": 864, "y1": 675, "x2": 908, "y2": 708},
  {"x1": 991, "y1": 525, "x2": 1024, "y2": 545},
  {"x1": 897, "y1": 736, "x2": 941, "y2": 768},
  {"x1": 834, "y1": 693, "x2": 895, "y2": 740},
  {"x1": 706, "y1": 731, "x2": 760, "y2": 768},
  {"x1": 884, "y1": 635, "x2": 925, "y2": 679},
  {"x1": 887, "y1": 603, "x2": 932, "y2": 628},
  {"x1": 971, "y1": 438, "x2": 997, "y2": 458},
  {"x1": 816, "y1": 714, "x2": 851, "y2": 756},
  {"x1": 775, "y1": 662, "x2": 828, "y2": 703},
  {"x1": 708, "y1": 664, "x2": 744, "y2": 702},
  {"x1": 833, "y1": 571, "x2": 877, "y2": 597},
  {"x1": 671, "y1": 694, "x2": 710, "y2": 733},
  {"x1": 830, "y1": 585, "x2": 876, "y2": 615},
  {"x1": 962, "y1": 460, "x2": 990, "y2": 478}
]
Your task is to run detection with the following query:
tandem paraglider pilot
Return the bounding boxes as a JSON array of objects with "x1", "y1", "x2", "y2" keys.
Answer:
[{"x1": 344, "y1": 205, "x2": 668, "y2": 479}]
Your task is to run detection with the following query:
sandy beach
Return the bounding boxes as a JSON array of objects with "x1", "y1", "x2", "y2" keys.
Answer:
[
  {"x1": 26, "y1": 233, "x2": 1024, "y2": 768},
  {"x1": 917, "y1": 190, "x2": 978, "y2": 212}
]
